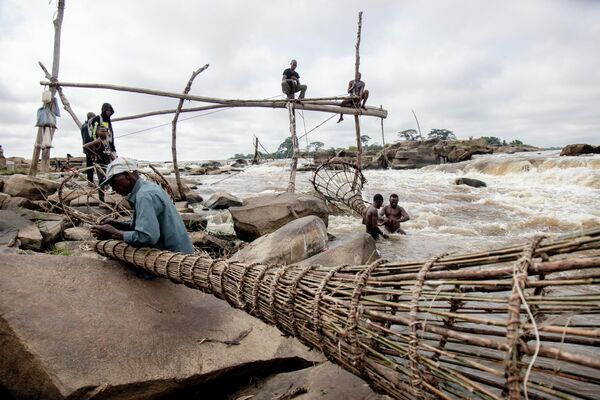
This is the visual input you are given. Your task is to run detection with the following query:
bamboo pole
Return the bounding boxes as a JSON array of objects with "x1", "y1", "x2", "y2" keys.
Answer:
[
  {"x1": 30, "y1": 0, "x2": 65, "y2": 176},
  {"x1": 172, "y1": 64, "x2": 209, "y2": 201},
  {"x1": 41, "y1": 80, "x2": 388, "y2": 119},
  {"x1": 412, "y1": 109, "x2": 422, "y2": 141},
  {"x1": 287, "y1": 102, "x2": 299, "y2": 192}
]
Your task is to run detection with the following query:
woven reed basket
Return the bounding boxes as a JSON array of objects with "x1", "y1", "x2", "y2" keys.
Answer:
[{"x1": 93, "y1": 227, "x2": 600, "y2": 400}]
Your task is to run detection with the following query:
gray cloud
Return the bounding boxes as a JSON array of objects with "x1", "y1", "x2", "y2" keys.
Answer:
[{"x1": 1, "y1": 0, "x2": 598, "y2": 161}]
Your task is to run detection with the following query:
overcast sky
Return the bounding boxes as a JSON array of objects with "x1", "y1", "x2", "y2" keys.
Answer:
[{"x1": 1, "y1": 0, "x2": 598, "y2": 161}]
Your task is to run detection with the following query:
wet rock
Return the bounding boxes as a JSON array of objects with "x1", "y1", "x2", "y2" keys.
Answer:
[
  {"x1": 0, "y1": 210, "x2": 43, "y2": 251},
  {"x1": 455, "y1": 177, "x2": 487, "y2": 188},
  {"x1": 63, "y1": 226, "x2": 93, "y2": 241},
  {"x1": 180, "y1": 213, "x2": 208, "y2": 231},
  {"x1": 232, "y1": 362, "x2": 391, "y2": 400},
  {"x1": 2, "y1": 174, "x2": 60, "y2": 201},
  {"x1": 0, "y1": 254, "x2": 322, "y2": 400},
  {"x1": 230, "y1": 158, "x2": 249, "y2": 169},
  {"x1": 297, "y1": 232, "x2": 379, "y2": 267},
  {"x1": 230, "y1": 216, "x2": 327, "y2": 265},
  {"x1": 230, "y1": 192, "x2": 329, "y2": 242},
  {"x1": 560, "y1": 144, "x2": 600, "y2": 157},
  {"x1": 204, "y1": 191, "x2": 243, "y2": 209}
]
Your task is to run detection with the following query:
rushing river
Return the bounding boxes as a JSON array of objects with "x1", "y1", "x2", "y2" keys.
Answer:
[{"x1": 175, "y1": 150, "x2": 600, "y2": 262}]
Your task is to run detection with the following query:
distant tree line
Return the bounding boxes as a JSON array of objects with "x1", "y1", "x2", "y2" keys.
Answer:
[{"x1": 395, "y1": 128, "x2": 529, "y2": 147}]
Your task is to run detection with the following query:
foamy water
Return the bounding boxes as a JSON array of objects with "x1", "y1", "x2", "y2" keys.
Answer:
[{"x1": 184, "y1": 150, "x2": 600, "y2": 261}]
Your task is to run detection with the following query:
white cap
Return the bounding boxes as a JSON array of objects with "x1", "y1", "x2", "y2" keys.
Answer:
[{"x1": 100, "y1": 157, "x2": 138, "y2": 186}]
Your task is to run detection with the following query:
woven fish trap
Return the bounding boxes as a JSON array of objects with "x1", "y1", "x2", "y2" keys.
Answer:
[
  {"x1": 311, "y1": 161, "x2": 367, "y2": 215},
  {"x1": 94, "y1": 228, "x2": 600, "y2": 400},
  {"x1": 55, "y1": 164, "x2": 175, "y2": 225}
]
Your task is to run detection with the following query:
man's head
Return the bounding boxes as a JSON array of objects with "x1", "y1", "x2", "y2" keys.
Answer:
[
  {"x1": 290, "y1": 59, "x2": 297, "y2": 70},
  {"x1": 100, "y1": 157, "x2": 139, "y2": 195},
  {"x1": 373, "y1": 193, "x2": 384, "y2": 208},
  {"x1": 101, "y1": 103, "x2": 114, "y2": 118},
  {"x1": 97, "y1": 126, "x2": 109, "y2": 140},
  {"x1": 389, "y1": 193, "x2": 399, "y2": 208},
  {"x1": 357, "y1": 72, "x2": 362, "y2": 80},
  {"x1": 86, "y1": 111, "x2": 96, "y2": 120}
]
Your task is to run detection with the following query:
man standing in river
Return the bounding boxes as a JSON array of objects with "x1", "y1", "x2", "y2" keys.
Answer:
[
  {"x1": 379, "y1": 194, "x2": 410, "y2": 234},
  {"x1": 363, "y1": 193, "x2": 388, "y2": 240}
]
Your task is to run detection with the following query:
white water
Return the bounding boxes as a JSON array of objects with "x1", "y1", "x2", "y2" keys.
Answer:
[{"x1": 181, "y1": 150, "x2": 600, "y2": 262}]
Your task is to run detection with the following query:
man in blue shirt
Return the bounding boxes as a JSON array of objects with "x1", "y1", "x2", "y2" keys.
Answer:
[{"x1": 91, "y1": 157, "x2": 194, "y2": 254}]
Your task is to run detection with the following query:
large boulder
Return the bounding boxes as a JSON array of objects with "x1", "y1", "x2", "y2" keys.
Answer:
[
  {"x1": 0, "y1": 210, "x2": 43, "y2": 251},
  {"x1": 0, "y1": 254, "x2": 322, "y2": 400},
  {"x1": 560, "y1": 144, "x2": 600, "y2": 157},
  {"x1": 230, "y1": 192, "x2": 329, "y2": 242},
  {"x1": 230, "y1": 216, "x2": 328, "y2": 265},
  {"x1": 232, "y1": 362, "x2": 391, "y2": 400},
  {"x1": 2, "y1": 174, "x2": 60, "y2": 201},
  {"x1": 297, "y1": 232, "x2": 379, "y2": 267},
  {"x1": 204, "y1": 191, "x2": 243, "y2": 209}
]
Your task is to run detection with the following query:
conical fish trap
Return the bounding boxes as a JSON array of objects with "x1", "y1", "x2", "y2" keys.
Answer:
[
  {"x1": 311, "y1": 160, "x2": 367, "y2": 215},
  {"x1": 94, "y1": 228, "x2": 600, "y2": 400}
]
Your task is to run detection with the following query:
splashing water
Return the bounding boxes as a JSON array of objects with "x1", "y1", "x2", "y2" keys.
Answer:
[{"x1": 187, "y1": 151, "x2": 600, "y2": 261}]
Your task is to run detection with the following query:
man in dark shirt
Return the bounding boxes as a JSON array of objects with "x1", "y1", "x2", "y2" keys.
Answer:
[
  {"x1": 80, "y1": 111, "x2": 96, "y2": 184},
  {"x1": 281, "y1": 59, "x2": 307, "y2": 99}
]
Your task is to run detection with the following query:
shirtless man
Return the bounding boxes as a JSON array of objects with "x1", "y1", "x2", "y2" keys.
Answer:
[
  {"x1": 379, "y1": 194, "x2": 410, "y2": 234},
  {"x1": 337, "y1": 72, "x2": 370, "y2": 123},
  {"x1": 363, "y1": 193, "x2": 388, "y2": 240}
]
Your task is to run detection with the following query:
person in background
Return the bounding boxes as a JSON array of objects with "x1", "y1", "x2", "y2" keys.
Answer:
[
  {"x1": 281, "y1": 59, "x2": 307, "y2": 100},
  {"x1": 91, "y1": 157, "x2": 194, "y2": 254},
  {"x1": 337, "y1": 72, "x2": 369, "y2": 123},
  {"x1": 90, "y1": 103, "x2": 117, "y2": 160},
  {"x1": 80, "y1": 111, "x2": 96, "y2": 184},
  {"x1": 83, "y1": 127, "x2": 115, "y2": 202},
  {"x1": 362, "y1": 193, "x2": 388, "y2": 240},
  {"x1": 379, "y1": 193, "x2": 410, "y2": 234}
]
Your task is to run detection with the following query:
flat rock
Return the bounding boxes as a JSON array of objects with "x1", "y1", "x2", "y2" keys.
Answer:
[
  {"x1": 0, "y1": 254, "x2": 322, "y2": 400},
  {"x1": 0, "y1": 210, "x2": 43, "y2": 251},
  {"x1": 204, "y1": 191, "x2": 243, "y2": 209},
  {"x1": 297, "y1": 232, "x2": 379, "y2": 267},
  {"x1": 232, "y1": 362, "x2": 391, "y2": 400},
  {"x1": 230, "y1": 216, "x2": 328, "y2": 265},
  {"x1": 2, "y1": 174, "x2": 60, "y2": 201},
  {"x1": 230, "y1": 192, "x2": 329, "y2": 242},
  {"x1": 63, "y1": 226, "x2": 93, "y2": 241}
]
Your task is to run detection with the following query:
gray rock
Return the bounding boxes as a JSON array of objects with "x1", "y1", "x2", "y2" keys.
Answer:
[
  {"x1": 0, "y1": 210, "x2": 43, "y2": 251},
  {"x1": 204, "y1": 191, "x2": 243, "y2": 209},
  {"x1": 2, "y1": 174, "x2": 60, "y2": 200},
  {"x1": 0, "y1": 192, "x2": 9, "y2": 208},
  {"x1": 0, "y1": 254, "x2": 322, "y2": 400},
  {"x1": 230, "y1": 216, "x2": 328, "y2": 265},
  {"x1": 232, "y1": 362, "x2": 391, "y2": 400},
  {"x1": 455, "y1": 177, "x2": 487, "y2": 188},
  {"x1": 52, "y1": 241, "x2": 104, "y2": 259},
  {"x1": 63, "y1": 226, "x2": 93, "y2": 241},
  {"x1": 297, "y1": 232, "x2": 379, "y2": 267},
  {"x1": 230, "y1": 192, "x2": 329, "y2": 242},
  {"x1": 1, "y1": 195, "x2": 41, "y2": 211},
  {"x1": 560, "y1": 143, "x2": 600, "y2": 156}
]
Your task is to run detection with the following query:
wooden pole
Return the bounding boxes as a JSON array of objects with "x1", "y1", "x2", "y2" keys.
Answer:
[
  {"x1": 42, "y1": 80, "x2": 388, "y2": 119},
  {"x1": 287, "y1": 102, "x2": 299, "y2": 193},
  {"x1": 352, "y1": 12, "x2": 363, "y2": 190},
  {"x1": 30, "y1": 0, "x2": 65, "y2": 176},
  {"x1": 380, "y1": 105, "x2": 388, "y2": 168},
  {"x1": 354, "y1": 12, "x2": 363, "y2": 170},
  {"x1": 38, "y1": 62, "x2": 81, "y2": 128},
  {"x1": 412, "y1": 109, "x2": 422, "y2": 140},
  {"x1": 172, "y1": 64, "x2": 209, "y2": 201},
  {"x1": 252, "y1": 136, "x2": 259, "y2": 165}
]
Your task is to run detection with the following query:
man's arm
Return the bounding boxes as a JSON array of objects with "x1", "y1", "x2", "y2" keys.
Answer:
[
  {"x1": 122, "y1": 193, "x2": 162, "y2": 247},
  {"x1": 399, "y1": 207, "x2": 410, "y2": 223}
]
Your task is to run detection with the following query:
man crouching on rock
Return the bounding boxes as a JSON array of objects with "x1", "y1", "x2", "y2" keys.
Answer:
[
  {"x1": 91, "y1": 157, "x2": 194, "y2": 254},
  {"x1": 362, "y1": 193, "x2": 388, "y2": 240}
]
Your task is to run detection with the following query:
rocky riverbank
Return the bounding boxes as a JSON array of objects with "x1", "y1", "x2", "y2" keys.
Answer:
[{"x1": 0, "y1": 166, "x2": 390, "y2": 399}]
